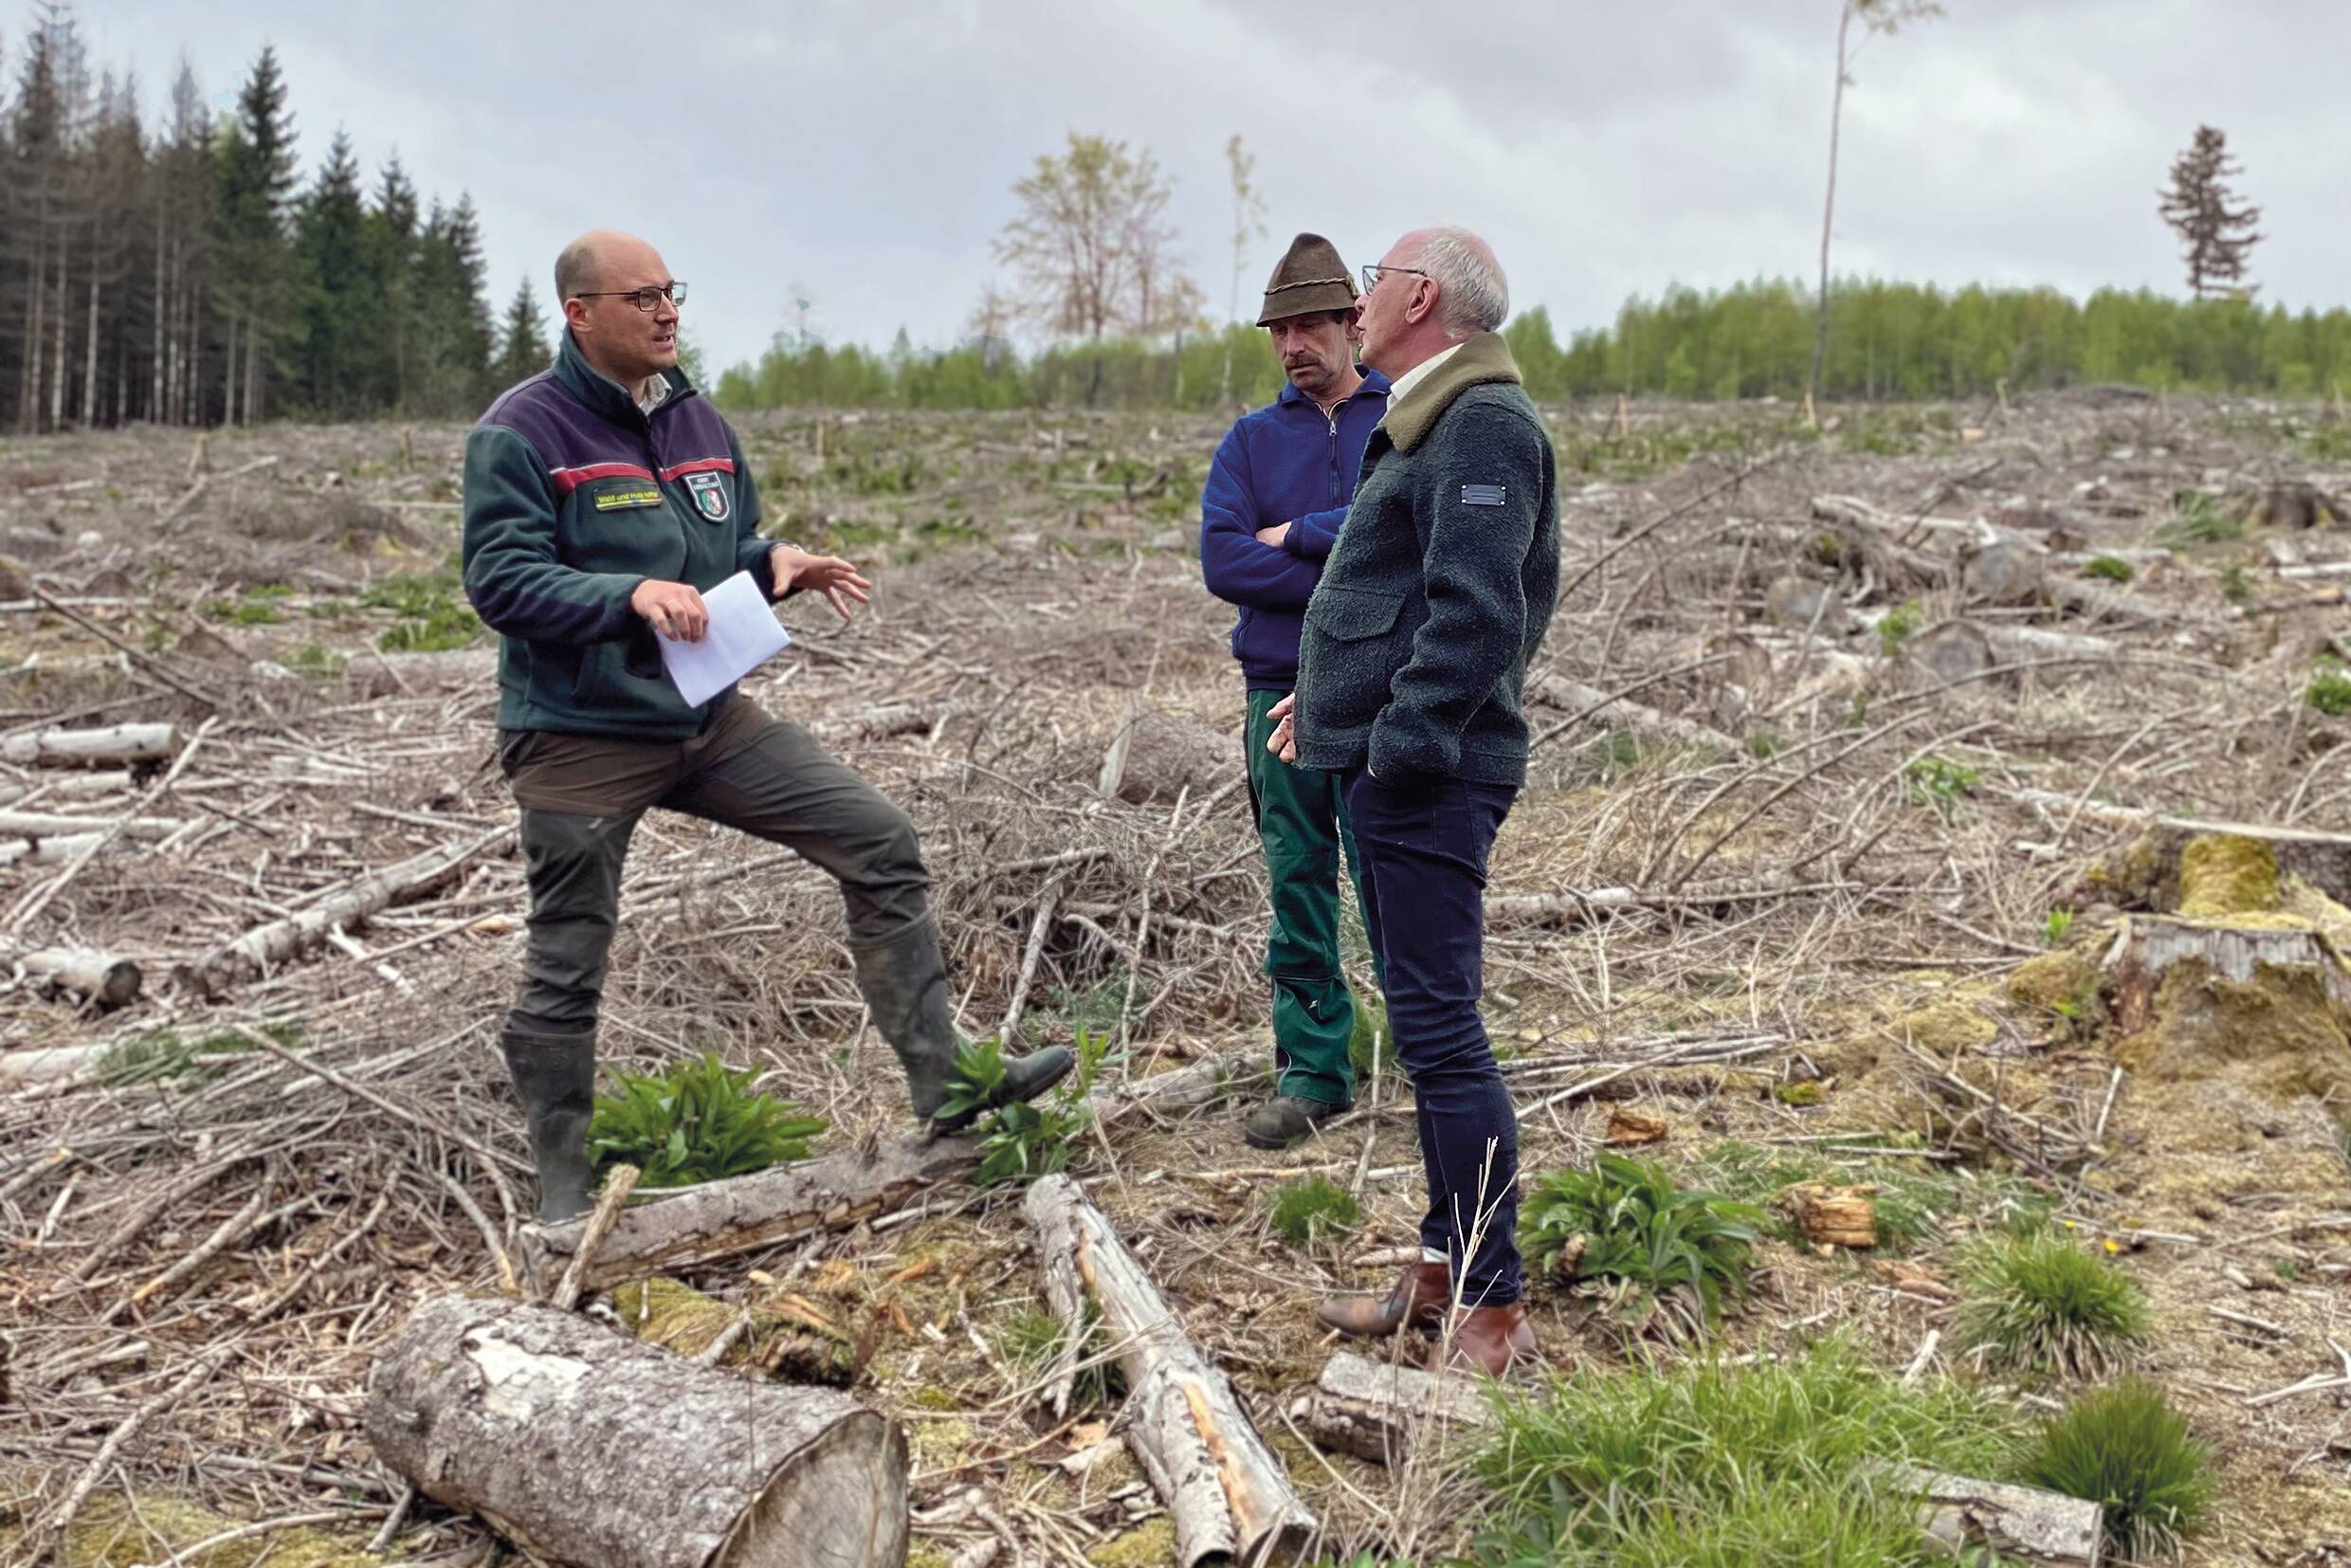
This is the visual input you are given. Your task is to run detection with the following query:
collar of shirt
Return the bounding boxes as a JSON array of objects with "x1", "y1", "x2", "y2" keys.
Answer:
[
  {"x1": 1383, "y1": 341, "x2": 1464, "y2": 414},
  {"x1": 636, "y1": 374, "x2": 672, "y2": 416}
]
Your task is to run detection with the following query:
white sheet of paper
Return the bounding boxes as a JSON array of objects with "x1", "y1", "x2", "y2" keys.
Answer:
[{"x1": 657, "y1": 571, "x2": 791, "y2": 705}]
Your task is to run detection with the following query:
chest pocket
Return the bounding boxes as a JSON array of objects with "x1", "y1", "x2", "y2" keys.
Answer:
[{"x1": 569, "y1": 476, "x2": 685, "y2": 577}]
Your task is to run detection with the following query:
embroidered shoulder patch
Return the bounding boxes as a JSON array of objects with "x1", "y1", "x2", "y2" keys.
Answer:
[{"x1": 1461, "y1": 483, "x2": 1507, "y2": 506}]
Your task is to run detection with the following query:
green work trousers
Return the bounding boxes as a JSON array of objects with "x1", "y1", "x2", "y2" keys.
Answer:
[{"x1": 1244, "y1": 686, "x2": 1375, "y2": 1106}]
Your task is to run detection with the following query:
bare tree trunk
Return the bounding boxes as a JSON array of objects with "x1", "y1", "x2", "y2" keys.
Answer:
[
  {"x1": 50, "y1": 232, "x2": 72, "y2": 430},
  {"x1": 152, "y1": 210, "x2": 167, "y2": 422},
  {"x1": 22, "y1": 211, "x2": 47, "y2": 433},
  {"x1": 1810, "y1": 2, "x2": 1854, "y2": 405},
  {"x1": 81, "y1": 268, "x2": 100, "y2": 428},
  {"x1": 222, "y1": 306, "x2": 239, "y2": 428}
]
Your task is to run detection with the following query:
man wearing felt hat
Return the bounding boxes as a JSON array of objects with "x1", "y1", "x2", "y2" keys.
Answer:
[{"x1": 1198, "y1": 233, "x2": 1391, "y2": 1151}]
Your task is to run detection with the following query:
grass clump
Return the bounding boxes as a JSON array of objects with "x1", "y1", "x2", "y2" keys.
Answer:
[
  {"x1": 2158, "y1": 488, "x2": 2241, "y2": 548},
  {"x1": 588, "y1": 1053, "x2": 827, "y2": 1188},
  {"x1": 1470, "y1": 1336, "x2": 2020, "y2": 1567},
  {"x1": 2043, "y1": 906, "x2": 2076, "y2": 946},
  {"x1": 1904, "y1": 757, "x2": 1981, "y2": 815},
  {"x1": 1519, "y1": 1153, "x2": 1764, "y2": 1337},
  {"x1": 364, "y1": 569, "x2": 482, "y2": 652},
  {"x1": 1954, "y1": 1232, "x2": 2148, "y2": 1378},
  {"x1": 1701, "y1": 1139, "x2": 1972, "y2": 1251},
  {"x1": 2021, "y1": 1379, "x2": 2214, "y2": 1561},
  {"x1": 994, "y1": 1302, "x2": 1125, "y2": 1411},
  {"x1": 2083, "y1": 554, "x2": 2136, "y2": 583},
  {"x1": 1268, "y1": 1175, "x2": 1362, "y2": 1248},
  {"x1": 1876, "y1": 599, "x2": 1924, "y2": 655},
  {"x1": 2306, "y1": 665, "x2": 2351, "y2": 718}
]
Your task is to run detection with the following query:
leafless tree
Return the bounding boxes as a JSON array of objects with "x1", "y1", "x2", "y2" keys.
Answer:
[
  {"x1": 993, "y1": 133, "x2": 1204, "y2": 342},
  {"x1": 2159, "y1": 125, "x2": 2264, "y2": 300}
]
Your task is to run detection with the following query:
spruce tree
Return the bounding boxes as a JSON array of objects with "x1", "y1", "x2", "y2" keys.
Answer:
[
  {"x1": 490, "y1": 273, "x2": 549, "y2": 390},
  {"x1": 215, "y1": 45, "x2": 299, "y2": 422},
  {"x1": 2160, "y1": 125, "x2": 2264, "y2": 300},
  {"x1": 294, "y1": 129, "x2": 374, "y2": 416}
]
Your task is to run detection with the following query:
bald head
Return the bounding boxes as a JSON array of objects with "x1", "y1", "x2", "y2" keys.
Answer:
[{"x1": 555, "y1": 228, "x2": 662, "y2": 303}]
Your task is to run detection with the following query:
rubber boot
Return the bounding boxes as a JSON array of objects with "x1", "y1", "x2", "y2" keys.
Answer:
[
  {"x1": 852, "y1": 917, "x2": 1076, "y2": 1134},
  {"x1": 501, "y1": 1026, "x2": 596, "y2": 1223}
]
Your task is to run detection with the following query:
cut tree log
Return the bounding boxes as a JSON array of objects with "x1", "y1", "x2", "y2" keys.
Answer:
[
  {"x1": 0, "y1": 1041, "x2": 113, "y2": 1091},
  {"x1": 1290, "y1": 1350, "x2": 1493, "y2": 1465},
  {"x1": 364, "y1": 1294, "x2": 907, "y2": 1568},
  {"x1": 523, "y1": 1059, "x2": 1265, "y2": 1291},
  {"x1": 1023, "y1": 1174, "x2": 1315, "y2": 1567},
  {"x1": 0, "y1": 722, "x2": 178, "y2": 768},
  {"x1": 1905, "y1": 620, "x2": 2122, "y2": 685},
  {"x1": 1533, "y1": 674, "x2": 1739, "y2": 751},
  {"x1": 1780, "y1": 1182, "x2": 1878, "y2": 1249},
  {"x1": 1812, "y1": 494, "x2": 2047, "y2": 555},
  {"x1": 1102, "y1": 702, "x2": 1234, "y2": 807},
  {"x1": 0, "y1": 809, "x2": 188, "y2": 843},
  {"x1": 0, "y1": 832, "x2": 104, "y2": 867},
  {"x1": 1886, "y1": 1465, "x2": 2103, "y2": 1566},
  {"x1": 0, "y1": 769, "x2": 134, "y2": 805},
  {"x1": 0, "y1": 941, "x2": 140, "y2": 1010},
  {"x1": 176, "y1": 823, "x2": 516, "y2": 996}
]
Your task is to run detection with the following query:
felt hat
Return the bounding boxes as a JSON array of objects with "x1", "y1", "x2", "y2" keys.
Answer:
[{"x1": 1256, "y1": 232, "x2": 1357, "y2": 326}]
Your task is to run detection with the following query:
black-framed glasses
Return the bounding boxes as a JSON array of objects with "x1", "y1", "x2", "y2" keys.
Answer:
[
  {"x1": 1359, "y1": 264, "x2": 1428, "y2": 294},
  {"x1": 574, "y1": 282, "x2": 688, "y2": 312}
]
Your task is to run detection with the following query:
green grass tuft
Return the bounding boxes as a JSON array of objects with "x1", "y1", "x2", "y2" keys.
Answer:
[
  {"x1": 1876, "y1": 600, "x2": 1924, "y2": 655},
  {"x1": 1470, "y1": 1336, "x2": 2022, "y2": 1567},
  {"x1": 1954, "y1": 1232, "x2": 2148, "y2": 1378},
  {"x1": 2306, "y1": 665, "x2": 2351, "y2": 718},
  {"x1": 2158, "y1": 488, "x2": 2241, "y2": 548},
  {"x1": 2083, "y1": 555, "x2": 2136, "y2": 583},
  {"x1": 2021, "y1": 1378, "x2": 2214, "y2": 1560},
  {"x1": 1268, "y1": 1176, "x2": 1362, "y2": 1248},
  {"x1": 1518, "y1": 1154, "x2": 1764, "y2": 1336},
  {"x1": 587, "y1": 1053, "x2": 827, "y2": 1188},
  {"x1": 993, "y1": 1303, "x2": 1125, "y2": 1410}
]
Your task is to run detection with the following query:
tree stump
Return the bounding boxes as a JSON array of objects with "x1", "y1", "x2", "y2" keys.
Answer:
[
  {"x1": 1764, "y1": 574, "x2": 1845, "y2": 633},
  {"x1": 1909, "y1": 621, "x2": 1996, "y2": 686},
  {"x1": 1102, "y1": 704, "x2": 1233, "y2": 807},
  {"x1": 1961, "y1": 542, "x2": 2046, "y2": 607},
  {"x1": 1780, "y1": 1182, "x2": 1878, "y2": 1249},
  {"x1": 364, "y1": 1295, "x2": 907, "y2": 1568},
  {"x1": 1291, "y1": 1351, "x2": 1493, "y2": 1465}
]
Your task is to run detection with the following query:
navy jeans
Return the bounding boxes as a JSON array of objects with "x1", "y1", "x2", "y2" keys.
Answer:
[{"x1": 1342, "y1": 767, "x2": 1522, "y2": 1305}]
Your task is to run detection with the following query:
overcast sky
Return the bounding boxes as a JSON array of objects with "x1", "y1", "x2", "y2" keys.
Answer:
[{"x1": 78, "y1": 0, "x2": 2351, "y2": 371}]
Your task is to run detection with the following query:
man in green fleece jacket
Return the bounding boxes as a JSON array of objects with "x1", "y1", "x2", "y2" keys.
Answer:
[
  {"x1": 1269, "y1": 228, "x2": 1558, "y2": 1377},
  {"x1": 464, "y1": 229, "x2": 1070, "y2": 1221}
]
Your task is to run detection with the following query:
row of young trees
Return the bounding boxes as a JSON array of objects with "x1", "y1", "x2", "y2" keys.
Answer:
[
  {"x1": 714, "y1": 280, "x2": 2351, "y2": 415},
  {"x1": 1, "y1": 9, "x2": 545, "y2": 431}
]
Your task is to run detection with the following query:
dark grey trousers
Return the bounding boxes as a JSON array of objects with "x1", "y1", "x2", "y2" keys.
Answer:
[{"x1": 502, "y1": 713, "x2": 930, "y2": 1035}]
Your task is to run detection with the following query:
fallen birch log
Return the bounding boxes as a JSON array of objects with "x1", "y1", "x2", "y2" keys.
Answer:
[
  {"x1": 0, "y1": 1041, "x2": 114, "y2": 1091},
  {"x1": 1024, "y1": 1173, "x2": 1315, "y2": 1567},
  {"x1": 0, "y1": 942, "x2": 140, "y2": 1010},
  {"x1": 525, "y1": 1061, "x2": 1264, "y2": 1290},
  {"x1": 364, "y1": 1294, "x2": 907, "y2": 1568},
  {"x1": 176, "y1": 823, "x2": 516, "y2": 996},
  {"x1": 0, "y1": 770, "x2": 134, "y2": 805},
  {"x1": 1886, "y1": 1465, "x2": 2103, "y2": 1566},
  {"x1": 0, "y1": 722, "x2": 178, "y2": 768},
  {"x1": 0, "y1": 809, "x2": 188, "y2": 843},
  {"x1": 1291, "y1": 1350, "x2": 1493, "y2": 1465},
  {"x1": 0, "y1": 832, "x2": 104, "y2": 867},
  {"x1": 1533, "y1": 674, "x2": 1738, "y2": 751}
]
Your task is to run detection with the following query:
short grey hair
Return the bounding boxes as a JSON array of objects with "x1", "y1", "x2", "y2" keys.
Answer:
[
  {"x1": 554, "y1": 238, "x2": 600, "y2": 301},
  {"x1": 1414, "y1": 228, "x2": 1509, "y2": 338}
]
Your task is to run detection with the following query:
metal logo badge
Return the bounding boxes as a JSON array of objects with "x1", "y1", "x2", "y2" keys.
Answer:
[
  {"x1": 1461, "y1": 483, "x2": 1507, "y2": 507},
  {"x1": 684, "y1": 470, "x2": 731, "y2": 522}
]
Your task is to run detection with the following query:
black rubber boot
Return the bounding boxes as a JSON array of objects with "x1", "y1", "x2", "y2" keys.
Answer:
[
  {"x1": 1244, "y1": 1094, "x2": 1355, "y2": 1151},
  {"x1": 852, "y1": 917, "x2": 1076, "y2": 1134},
  {"x1": 501, "y1": 1026, "x2": 597, "y2": 1223}
]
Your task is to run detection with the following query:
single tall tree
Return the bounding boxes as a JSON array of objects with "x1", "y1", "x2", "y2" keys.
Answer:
[
  {"x1": 993, "y1": 133, "x2": 1202, "y2": 342},
  {"x1": 294, "y1": 129, "x2": 374, "y2": 416},
  {"x1": 215, "y1": 44, "x2": 299, "y2": 424},
  {"x1": 489, "y1": 273, "x2": 548, "y2": 389},
  {"x1": 1216, "y1": 132, "x2": 1267, "y2": 406},
  {"x1": 1811, "y1": 0, "x2": 1941, "y2": 406},
  {"x1": 2160, "y1": 125, "x2": 2264, "y2": 299}
]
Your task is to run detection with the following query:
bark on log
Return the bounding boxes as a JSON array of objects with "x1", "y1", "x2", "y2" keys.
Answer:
[
  {"x1": 0, "y1": 809, "x2": 187, "y2": 843},
  {"x1": 176, "y1": 824, "x2": 515, "y2": 996},
  {"x1": 364, "y1": 1294, "x2": 907, "y2": 1568},
  {"x1": 0, "y1": 770, "x2": 133, "y2": 805},
  {"x1": 527, "y1": 1134, "x2": 985, "y2": 1293},
  {"x1": 1023, "y1": 1174, "x2": 1315, "y2": 1567},
  {"x1": 0, "y1": 722, "x2": 179, "y2": 768},
  {"x1": 0, "y1": 942, "x2": 140, "y2": 1010},
  {"x1": 1812, "y1": 494, "x2": 2047, "y2": 554},
  {"x1": 524, "y1": 1063, "x2": 1263, "y2": 1291},
  {"x1": 1533, "y1": 675, "x2": 1739, "y2": 752},
  {"x1": 1780, "y1": 1182, "x2": 1878, "y2": 1249},
  {"x1": 1290, "y1": 1350, "x2": 1493, "y2": 1465},
  {"x1": 1103, "y1": 703, "x2": 1234, "y2": 807},
  {"x1": 1885, "y1": 1465, "x2": 2103, "y2": 1566}
]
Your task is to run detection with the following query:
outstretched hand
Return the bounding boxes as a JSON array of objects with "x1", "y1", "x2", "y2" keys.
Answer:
[{"x1": 771, "y1": 545, "x2": 874, "y2": 623}]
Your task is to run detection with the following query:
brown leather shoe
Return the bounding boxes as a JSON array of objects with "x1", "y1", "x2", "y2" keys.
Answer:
[
  {"x1": 1428, "y1": 1302, "x2": 1539, "y2": 1377},
  {"x1": 1316, "y1": 1261, "x2": 1450, "y2": 1340}
]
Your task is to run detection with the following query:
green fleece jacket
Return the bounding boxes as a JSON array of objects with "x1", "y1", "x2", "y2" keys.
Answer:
[
  {"x1": 462, "y1": 330, "x2": 783, "y2": 738},
  {"x1": 1294, "y1": 332, "x2": 1560, "y2": 786}
]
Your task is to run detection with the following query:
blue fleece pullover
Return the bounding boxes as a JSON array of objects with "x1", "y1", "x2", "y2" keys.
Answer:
[{"x1": 1198, "y1": 368, "x2": 1390, "y2": 690}]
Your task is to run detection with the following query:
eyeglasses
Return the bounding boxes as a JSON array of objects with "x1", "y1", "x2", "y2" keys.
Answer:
[
  {"x1": 1359, "y1": 264, "x2": 1429, "y2": 294},
  {"x1": 574, "y1": 282, "x2": 688, "y2": 312}
]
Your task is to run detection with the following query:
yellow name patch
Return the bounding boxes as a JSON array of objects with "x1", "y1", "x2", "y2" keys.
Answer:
[{"x1": 593, "y1": 486, "x2": 662, "y2": 512}]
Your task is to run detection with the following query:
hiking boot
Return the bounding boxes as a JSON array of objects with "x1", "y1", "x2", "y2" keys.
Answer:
[
  {"x1": 1428, "y1": 1302, "x2": 1540, "y2": 1377},
  {"x1": 1316, "y1": 1260, "x2": 1451, "y2": 1340},
  {"x1": 852, "y1": 917, "x2": 1075, "y2": 1134},
  {"x1": 1243, "y1": 1094, "x2": 1354, "y2": 1151},
  {"x1": 501, "y1": 1026, "x2": 596, "y2": 1224}
]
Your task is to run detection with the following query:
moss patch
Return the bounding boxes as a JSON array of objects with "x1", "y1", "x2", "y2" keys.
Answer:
[
  {"x1": 1086, "y1": 1516, "x2": 1177, "y2": 1566},
  {"x1": 2007, "y1": 945, "x2": 2104, "y2": 1019},
  {"x1": 2178, "y1": 834, "x2": 2281, "y2": 919},
  {"x1": 2112, "y1": 959, "x2": 2351, "y2": 1103},
  {"x1": 0, "y1": 1491, "x2": 383, "y2": 1568}
]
